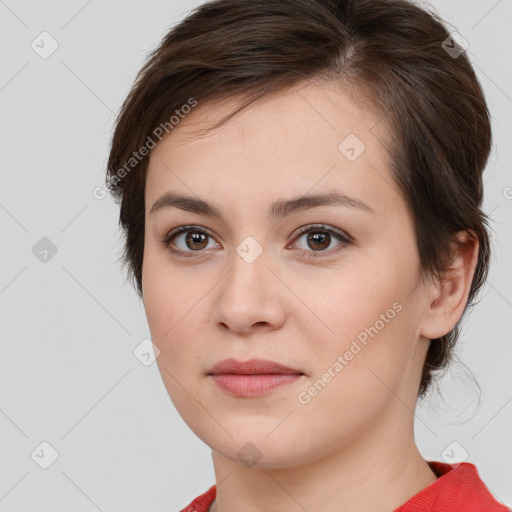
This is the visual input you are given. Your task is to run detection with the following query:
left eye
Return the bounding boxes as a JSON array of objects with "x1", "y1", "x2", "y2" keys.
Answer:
[
  {"x1": 290, "y1": 225, "x2": 351, "y2": 257},
  {"x1": 161, "y1": 224, "x2": 351, "y2": 258}
]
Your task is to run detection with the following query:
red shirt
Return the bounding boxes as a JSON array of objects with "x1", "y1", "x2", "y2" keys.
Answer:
[{"x1": 179, "y1": 461, "x2": 510, "y2": 512}]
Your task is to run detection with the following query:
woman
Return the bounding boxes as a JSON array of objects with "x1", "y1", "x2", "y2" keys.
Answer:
[{"x1": 105, "y1": 0, "x2": 510, "y2": 510}]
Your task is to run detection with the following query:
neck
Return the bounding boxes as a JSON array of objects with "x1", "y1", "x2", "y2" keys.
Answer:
[{"x1": 209, "y1": 411, "x2": 437, "y2": 512}]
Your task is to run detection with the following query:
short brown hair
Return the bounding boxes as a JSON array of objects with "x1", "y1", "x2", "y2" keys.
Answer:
[{"x1": 106, "y1": 0, "x2": 492, "y2": 398}]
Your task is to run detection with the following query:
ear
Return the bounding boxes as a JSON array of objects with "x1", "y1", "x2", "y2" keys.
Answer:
[{"x1": 419, "y1": 230, "x2": 480, "y2": 340}]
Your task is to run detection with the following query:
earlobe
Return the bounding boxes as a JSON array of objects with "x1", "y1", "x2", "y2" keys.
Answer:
[{"x1": 419, "y1": 230, "x2": 479, "y2": 340}]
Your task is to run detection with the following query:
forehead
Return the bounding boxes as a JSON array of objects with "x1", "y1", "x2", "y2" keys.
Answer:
[
  {"x1": 155, "y1": 80, "x2": 387, "y2": 149},
  {"x1": 145, "y1": 80, "x2": 398, "y2": 215}
]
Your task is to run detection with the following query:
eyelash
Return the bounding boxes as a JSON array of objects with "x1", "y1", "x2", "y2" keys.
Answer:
[{"x1": 160, "y1": 224, "x2": 352, "y2": 259}]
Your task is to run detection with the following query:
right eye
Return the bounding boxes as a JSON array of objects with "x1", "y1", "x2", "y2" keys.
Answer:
[{"x1": 161, "y1": 225, "x2": 220, "y2": 257}]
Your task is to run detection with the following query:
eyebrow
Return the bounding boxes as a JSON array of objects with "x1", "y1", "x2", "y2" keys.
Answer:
[{"x1": 149, "y1": 191, "x2": 374, "y2": 222}]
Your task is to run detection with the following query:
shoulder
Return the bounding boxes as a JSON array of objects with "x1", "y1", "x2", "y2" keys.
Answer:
[
  {"x1": 395, "y1": 461, "x2": 510, "y2": 512},
  {"x1": 179, "y1": 484, "x2": 216, "y2": 512}
]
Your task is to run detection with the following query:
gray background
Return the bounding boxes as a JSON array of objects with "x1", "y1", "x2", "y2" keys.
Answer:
[{"x1": 0, "y1": 0, "x2": 511, "y2": 510}]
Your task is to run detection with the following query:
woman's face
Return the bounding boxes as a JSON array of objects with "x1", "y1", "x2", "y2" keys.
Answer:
[{"x1": 142, "y1": 81, "x2": 433, "y2": 468}]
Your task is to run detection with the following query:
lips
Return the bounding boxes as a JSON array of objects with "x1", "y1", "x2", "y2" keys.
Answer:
[
  {"x1": 208, "y1": 358, "x2": 303, "y2": 376},
  {"x1": 207, "y1": 358, "x2": 304, "y2": 397}
]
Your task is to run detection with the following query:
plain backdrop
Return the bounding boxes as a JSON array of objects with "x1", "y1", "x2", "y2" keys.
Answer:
[{"x1": 0, "y1": 0, "x2": 511, "y2": 510}]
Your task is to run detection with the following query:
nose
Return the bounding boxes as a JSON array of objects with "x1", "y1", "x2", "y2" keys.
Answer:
[{"x1": 211, "y1": 248, "x2": 286, "y2": 336}]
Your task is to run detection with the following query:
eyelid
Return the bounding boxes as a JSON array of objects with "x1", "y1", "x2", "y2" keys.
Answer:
[
  {"x1": 162, "y1": 224, "x2": 212, "y2": 242},
  {"x1": 291, "y1": 223, "x2": 353, "y2": 244}
]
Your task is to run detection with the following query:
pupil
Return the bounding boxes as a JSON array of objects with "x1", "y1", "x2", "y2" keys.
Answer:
[
  {"x1": 308, "y1": 232, "x2": 329, "y2": 250},
  {"x1": 186, "y1": 232, "x2": 207, "y2": 250}
]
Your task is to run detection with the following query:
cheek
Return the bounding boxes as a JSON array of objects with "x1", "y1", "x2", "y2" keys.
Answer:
[
  {"x1": 142, "y1": 247, "x2": 212, "y2": 383},
  {"x1": 142, "y1": 247, "x2": 186, "y2": 350},
  {"x1": 296, "y1": 250, "x2": 417, "y2": 391},
  {"x1": 142, "y1": 252, "x2": 207, "y2": 417},
  {"x1": 295, "y1": 263, "x2": 405, "y2": 346}
]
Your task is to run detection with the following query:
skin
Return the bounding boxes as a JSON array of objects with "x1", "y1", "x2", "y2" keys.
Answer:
[{"x1": 141, "y1": 80, "x2": 479, "y2": 512}]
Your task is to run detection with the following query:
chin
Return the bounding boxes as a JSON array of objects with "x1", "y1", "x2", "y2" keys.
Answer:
[{"x1": 205, "y1": 428, "x2": 318, "y2": 470}]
